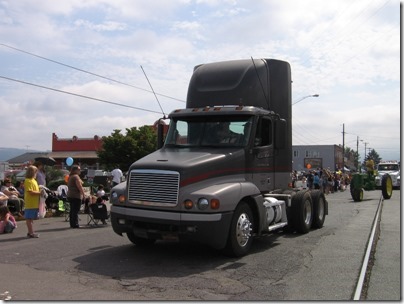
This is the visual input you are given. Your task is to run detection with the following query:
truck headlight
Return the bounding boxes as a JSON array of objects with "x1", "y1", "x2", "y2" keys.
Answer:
[{"x1": 197, "y1": 198, "x2": 209, "y2": 210}]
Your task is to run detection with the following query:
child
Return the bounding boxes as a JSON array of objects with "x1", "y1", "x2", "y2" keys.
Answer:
[
  {"x1": 96, "y1": 185, "x2": 106, "y2": 199},
  {"x1": 0, "y1": 205, "x2": 17, "y2": 234},
  {"x1": 24, "y1": 165, "x2": 41, "y2": 238},
  {"x1": 92, "y1": 197, "x2": 108, "y2": 225}
]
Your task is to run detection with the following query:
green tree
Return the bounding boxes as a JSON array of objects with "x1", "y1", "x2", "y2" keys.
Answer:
[
  {"x1": 344, "y1": 146, "x2": 360, "y2": 171},
  {"x1": 363, "y1": 148, "x2": 381, "y2": 166},
  {"x1": 97, "y1": 126, "x2": 158, "y2": 172}
]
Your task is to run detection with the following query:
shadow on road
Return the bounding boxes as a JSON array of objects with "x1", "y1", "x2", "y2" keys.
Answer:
[{"x1": 72, "y1": 232, "x2": 288, "y2": 280}]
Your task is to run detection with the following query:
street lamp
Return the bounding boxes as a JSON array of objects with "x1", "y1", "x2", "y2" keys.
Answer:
[{"x1": 292, "y1": 94, "x2": 319, "y2": 106}]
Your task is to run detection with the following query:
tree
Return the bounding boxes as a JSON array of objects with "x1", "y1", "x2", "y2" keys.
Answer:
[
  {"x1": 97, "y1": 126, "x2": 158, "y2": 172},
  {"x1": 344, "y1": 146, "x2": 358, "y2": 170},
  {"x1": 363, "y1": 148, "x2": 381, "y2": 166},
  {"x1": 365, "y1": 149, "x2": 382, "y2": 164}
]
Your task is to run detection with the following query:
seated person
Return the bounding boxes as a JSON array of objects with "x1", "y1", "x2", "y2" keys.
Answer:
[
  {"x1": 0, "y1": 205, "x2": 17, "y2": 233},
  {"x1": 96, "y1": 184, "x2": 105, "y2": 197},
  {"x1": 87, "y1": 186, "x2": 108, "y2": 224},
  {"x1": 15, "y1": 181, "x2": 24, "y2": 197},
  {"x1": 1, "y1": 179, "x2": 24, "y2": 216},
  {"x1": 89, "y1": 196, "x2": 108, "y2": 224}
]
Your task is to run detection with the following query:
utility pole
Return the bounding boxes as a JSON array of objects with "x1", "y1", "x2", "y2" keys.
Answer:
[
  {"x1": 364, "y1": 142, "x2": 368, "y2": 163},
  {"x1": 356, "y1": 136, "x2": 359, "y2": 173},
  {"x1": 342, "y1": 123, "x2": 345, "y2": 173}
]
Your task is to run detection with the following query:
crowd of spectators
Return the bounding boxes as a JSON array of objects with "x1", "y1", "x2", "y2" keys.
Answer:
[{"x1": 292, "y1": 168, "x2": 351, "y2": 195}]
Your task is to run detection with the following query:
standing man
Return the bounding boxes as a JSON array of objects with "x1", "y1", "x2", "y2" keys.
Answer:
[
  {"x1": 111, "y1": 167, "x2": 123, "y2": 187},
  {"x1": 33, "y1": 161, "x2": 46, "y2": 186}
]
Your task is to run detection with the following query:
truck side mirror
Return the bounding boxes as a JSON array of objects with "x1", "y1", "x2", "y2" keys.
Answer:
[{"x1": 274, "y1": 119, "x2": 286, "y2": 149}]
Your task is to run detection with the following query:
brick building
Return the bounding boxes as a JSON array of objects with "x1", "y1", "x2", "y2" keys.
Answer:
[
  {"x1": 49, "y1": 133, "x2": 103, "y2": 169},
  {"x1": 49, "y1": 120, "x2": 168, "y2": 169}
]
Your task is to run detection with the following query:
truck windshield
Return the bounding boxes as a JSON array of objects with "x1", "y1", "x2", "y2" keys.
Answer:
[
  {"x1": 165, "y1": 116, "x2": 253, "y2": 147},
  {"x1": 378, "y1": 164, "x2": 399, "y2": 171}
]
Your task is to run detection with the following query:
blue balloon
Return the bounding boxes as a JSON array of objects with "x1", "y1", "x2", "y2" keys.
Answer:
[{"x1": 66, "y1": 157, "x2": 73, "y2": 166}]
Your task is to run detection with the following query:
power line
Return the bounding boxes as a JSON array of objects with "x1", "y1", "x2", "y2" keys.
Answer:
[
  {"x1": 0, "y1": 75, "x2": 163, "y2": 114},
  {"x1": 0, "y1": 43, "x2": 186, "y2": 103}
]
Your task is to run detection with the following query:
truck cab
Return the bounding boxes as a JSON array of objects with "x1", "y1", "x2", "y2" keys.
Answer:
[
  {"x1": 110, "y1": 58, "x2": 327, "y2": 256},
  {"x1": 375, "y1": 161, "x2": 400, "y2": 189}
]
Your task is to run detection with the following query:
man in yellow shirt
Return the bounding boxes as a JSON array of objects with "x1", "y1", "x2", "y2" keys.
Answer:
[{"x1": 366, "y1": 158, "x2": 375, "y2": 178}]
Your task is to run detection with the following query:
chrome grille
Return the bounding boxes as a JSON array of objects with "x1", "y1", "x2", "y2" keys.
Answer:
[{"x1": 128, "y1": 169, "x2": 180, "y2": 206}]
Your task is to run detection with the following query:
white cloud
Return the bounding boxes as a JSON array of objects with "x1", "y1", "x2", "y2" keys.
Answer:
[
  {"x1": 0, "y1": 0, "x2": 399, "y2": 161},
  {"x1": 74, "y1": 19, "x2": 127, "y2": 32}
]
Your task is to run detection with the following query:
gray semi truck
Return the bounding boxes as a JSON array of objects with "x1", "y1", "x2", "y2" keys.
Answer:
[{"x1": 110, "y1": 58, "x2": 328, "y2": 257}]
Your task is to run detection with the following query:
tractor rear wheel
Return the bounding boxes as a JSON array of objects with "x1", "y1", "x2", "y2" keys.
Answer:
[
  {"x1": 381, "y1": 174, "x2": 393, "y2": 199},
  {"x1": 350, "y1": 179, "x2": 364, "y2": 202}
]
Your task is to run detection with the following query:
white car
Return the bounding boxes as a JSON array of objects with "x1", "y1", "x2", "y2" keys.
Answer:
[{"x1": 375, "y1": 162, "x2": 400, "y2": 189}]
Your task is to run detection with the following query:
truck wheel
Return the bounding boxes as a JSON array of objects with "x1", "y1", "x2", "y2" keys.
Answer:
[
  {"x1": 127, "y1": 232, "x2": 156, "y2": 246},
  {"x1": 311, "y1": 190, "x2": 326, "y2": 229},
  {"x1": 291, "y1": 190, "x2": 312, "y2": 234},
  {"x1": 223, "y1": 201, "x2": 253, "y2": 257},
  {"x1": 285, "y1": 191, "x2": 298, "y2": 232},
  {"x1": 381, "y1": 174, "x2": 393, "y2": 199}
]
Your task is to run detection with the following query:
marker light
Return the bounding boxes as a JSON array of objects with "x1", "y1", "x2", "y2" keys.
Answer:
[
  {"x1": 210, "y1": 199, "x2": 220, "y2": 209},
  {"x1": 184, "y1": 199, "x2": 194, "y2": 209}
]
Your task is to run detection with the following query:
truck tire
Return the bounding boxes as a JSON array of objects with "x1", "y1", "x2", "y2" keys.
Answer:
[
  {"x1": 381, "y1": 174, "x2": 393, "y2": 199},
  {"x1": 291, "y1": 190, "x2": 312, "y2": 234},
  {"x1": 311, "y1": 190, "x2": 326, "y2": 229},
  {"x1": 127, "y1": 232, "x2": 156, "y2": 246},
  {"x1": 284, "y1": 191, "x2": 297, "y2": 232},
  {"x1": 223, "y1": 201, "x2": 254, "y2": 257}
]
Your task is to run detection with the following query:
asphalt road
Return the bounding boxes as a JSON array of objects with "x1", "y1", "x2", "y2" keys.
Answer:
[{"x1": 0, "y1": 188, "x2": 400, "y2": 301}]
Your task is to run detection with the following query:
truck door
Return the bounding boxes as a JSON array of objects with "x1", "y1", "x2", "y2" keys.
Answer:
[{"x1": 247, "y1": 116, "x2": 275, "y2": 192}]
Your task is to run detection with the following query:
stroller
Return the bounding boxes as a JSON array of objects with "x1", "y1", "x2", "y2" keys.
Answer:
[{"x1": 41, "y1": 186, "x2": 64, "y2": 216}]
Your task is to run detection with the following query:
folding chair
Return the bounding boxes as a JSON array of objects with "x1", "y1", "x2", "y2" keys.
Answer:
[{"x1": 87, "y1": 200, "x2": 109, "y2": 227}]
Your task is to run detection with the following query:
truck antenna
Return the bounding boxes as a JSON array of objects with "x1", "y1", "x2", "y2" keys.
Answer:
[
  {"x1": 140, "y1": 65, "x2": 167, "y2": 119},
  {"x1": 250, "y1": 57, "x2": 269, "y2": 109}
]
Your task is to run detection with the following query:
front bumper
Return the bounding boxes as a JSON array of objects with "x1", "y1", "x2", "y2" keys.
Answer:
[{"x1": 111, "y1": 205, "x2": 233, "y2": 250}]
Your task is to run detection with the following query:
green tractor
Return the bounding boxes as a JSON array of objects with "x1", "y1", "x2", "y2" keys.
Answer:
[{"x1": 350, "y1": 171, "x2": 393, "y2": 202}]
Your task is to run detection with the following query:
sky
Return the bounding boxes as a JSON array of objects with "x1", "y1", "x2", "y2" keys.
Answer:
[{"x1": 0, "y1": 0, "x2": 401, "y2": 163}]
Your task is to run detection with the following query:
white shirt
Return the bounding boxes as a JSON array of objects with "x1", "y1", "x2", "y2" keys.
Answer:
[
  {"x1": 111, "y1": 168, "x2": 123, "y2": 184},
  {"x1": 96, "y1": 189, "x2": 105, "y2": 197}
]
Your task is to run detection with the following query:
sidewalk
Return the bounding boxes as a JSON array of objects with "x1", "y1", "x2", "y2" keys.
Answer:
[{"x1": 366, "y1": 196, "x2": 401, "y2": 300}]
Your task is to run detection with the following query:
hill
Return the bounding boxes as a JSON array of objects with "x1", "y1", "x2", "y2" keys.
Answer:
[{"x1": 0, "y1": 148, "x2": 43, "y2": 162}]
